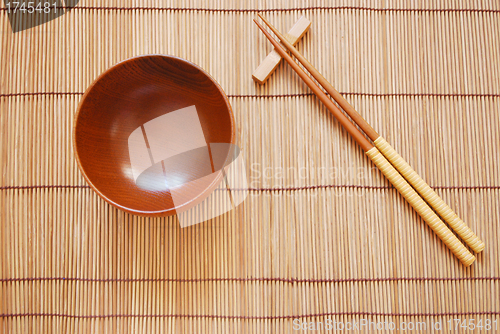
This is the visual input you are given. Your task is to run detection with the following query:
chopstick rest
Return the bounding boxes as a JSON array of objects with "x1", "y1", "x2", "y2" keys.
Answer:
[
  {"x1": 252, "y1": 16, "x2": 311, "y2": 84},
  {"x1": 254, "y1": 18, "x2": 477, "y2": 266},
  {"x1": 256, "y1": 13, "x2": 484, "y2": 255}
]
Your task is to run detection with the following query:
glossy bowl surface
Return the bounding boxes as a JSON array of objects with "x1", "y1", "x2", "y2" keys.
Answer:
[{"x1": 74, "y1": 55, "x2": 235, "y2": 216}]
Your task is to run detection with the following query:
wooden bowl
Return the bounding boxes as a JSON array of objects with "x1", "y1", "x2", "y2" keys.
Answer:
[{"x1": 74, "y1": 55, "x2": 236, "y2": 216}]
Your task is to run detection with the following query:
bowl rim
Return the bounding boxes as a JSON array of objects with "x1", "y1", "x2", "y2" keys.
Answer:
[{"x1": 73, "y1": 54, "x2": 236, "y2": 217}]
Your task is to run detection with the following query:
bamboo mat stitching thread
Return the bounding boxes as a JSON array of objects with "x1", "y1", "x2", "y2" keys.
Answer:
[
  {"x1": 1, "y1": 311, "x2": 499, "y2": 319},
  {"x1": 2, "y1": 6, "x2": 500, "y2": 13},
  {"x1": 1, "y1": 185, "x2": 499, "y2": 191},
  {"x1": 1, "y1": 92, "x2": 500, "y2": 98}
]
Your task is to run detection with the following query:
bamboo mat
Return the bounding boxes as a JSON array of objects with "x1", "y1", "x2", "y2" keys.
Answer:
[{"x1": 1, "y1": 0, "x2": 499, "y2": 333}]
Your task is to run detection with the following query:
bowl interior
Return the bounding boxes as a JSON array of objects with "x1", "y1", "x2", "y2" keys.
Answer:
[{"x1": 74, "y1": 55, "x2": 235, "y2": 216}]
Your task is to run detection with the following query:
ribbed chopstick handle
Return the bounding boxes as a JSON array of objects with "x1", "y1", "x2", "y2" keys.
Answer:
[
  {"x1": 374, "y1": 136, "x2": 485, "y2": 253},
  {"x1": 366, "y1": 147, "x2": 475, "y2": 266}
]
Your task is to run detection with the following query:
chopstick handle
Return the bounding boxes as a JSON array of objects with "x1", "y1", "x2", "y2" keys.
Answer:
[
  {"x1": 374, "y1": 136, "x2": 485, "y2": 253},
  {"x1": 366, "y1": 147, "x2": 476, "y2": 266}
]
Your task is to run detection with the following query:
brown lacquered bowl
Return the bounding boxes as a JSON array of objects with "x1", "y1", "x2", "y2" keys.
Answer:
[{"x1": 74, "y1": 55, "x2": 235, "y2": 216}]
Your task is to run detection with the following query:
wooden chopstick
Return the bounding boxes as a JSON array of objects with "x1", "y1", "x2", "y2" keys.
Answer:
[
  {"x1": 253, "y1": 18, "x2": 476, "y2": 266},
  {"x1": 256, "y1": 14, "x2": 484, "y2": 254}
]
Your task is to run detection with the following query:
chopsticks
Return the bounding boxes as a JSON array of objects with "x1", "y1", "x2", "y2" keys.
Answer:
[{"x1": 254, "y1": 16, "x2": 484, "y2": 266}]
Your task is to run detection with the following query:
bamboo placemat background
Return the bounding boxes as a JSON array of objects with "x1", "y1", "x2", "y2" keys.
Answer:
[{"x1": 1, "y1": 0, "x2": 499, "y2": 333}]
